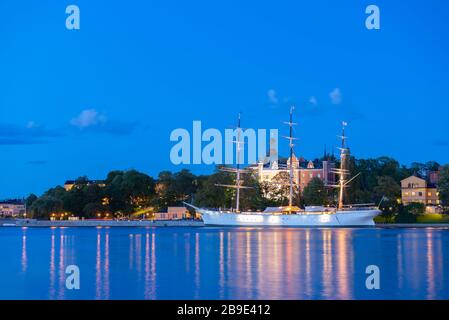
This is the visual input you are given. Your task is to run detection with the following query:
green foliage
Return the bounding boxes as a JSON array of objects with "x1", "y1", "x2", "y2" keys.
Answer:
[
  {"x1": 154, "y1": 169, "x2": 197, "y2": 210},
  {"x1": 30, "y1": 170, "x2": 155, "y2": 219},
  {"x1": 25, "y1": 194, "x2": 38, "y2": 209},
  {"x1": 28, "y1": 196, "x2": 63, "y2": 219},
  {"x1": 405, "y1": 202, "x2": 425, "y2": 215},
  {"x1": 83, "y1": 202, "x2": 107, "y2": 218},
  {"x1": 395, "y1": 204, "x2": 417, "y2": 223},
  {"x1": 27, "y1": 156, "x2": 446, "y2": 221},
  {"x1": 409, "y1": 161, "x2": 440, "y2": 178},
  {"x1": 346, "y1": 156, "x2": 411, "y2": 204},
  {"x1": 438, "y1": 165, "x2": 449, "y2": 207},
  {"x1": 378, "y1": 198, "x2": 399, "y2": 222},
  {"x1": 302, "y1": 177, "x2": 326, "y2": 206},
  {"x1": 374, "y1": 176, "x2": 401, "y2": 202},
  {"x1": 416, "y1": 214, "x2": 449, "y2": 224},
  {"x1": 194, "y1": 169, "x2": 234, "y2": 209},
  {"x1": 238, "y1": 172, "x2": 264, "y2": 211}
]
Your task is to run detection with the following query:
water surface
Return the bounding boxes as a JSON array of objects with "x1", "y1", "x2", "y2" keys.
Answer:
[{"x1": 0, "y1": 226, "x2": 448, "y2": 299}]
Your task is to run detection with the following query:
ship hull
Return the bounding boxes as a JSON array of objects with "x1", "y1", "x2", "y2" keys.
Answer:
[{"x1": 198, "y1": 208, "x2": 380, "y2": 227}]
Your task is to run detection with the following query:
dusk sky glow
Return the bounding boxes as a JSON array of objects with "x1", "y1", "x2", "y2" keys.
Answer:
[{"x1": 1, "y1": 0, "x2": 449, "y2": 198}]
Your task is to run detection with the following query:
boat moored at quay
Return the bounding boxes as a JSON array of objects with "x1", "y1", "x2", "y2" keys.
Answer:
[{"x1": 186, "y1": 107, "x2": 381, "y2": 227}]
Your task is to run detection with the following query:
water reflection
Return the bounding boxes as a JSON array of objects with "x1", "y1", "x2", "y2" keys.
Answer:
[
  {"x1": 8, "y1": 227, "x2": 449, "y2": 299},
  {"x1": 194, "y1": 232, "x2": 200, "y2": 299},
  {"x1": 49, "y1": 230, "x2": 56, "y2": 299},
  {"x1": 95, "y1": 230, "x2": 102, "y2": 299},
  {"x1": 57, "y1": 230, "x2": 65, "y2": 300},
  {"x1": 103, "y1": 232, "x2": 110, "y2": 299},
  {"x1": 21, "y1": 228, "x2": 27, "y2": 273}
]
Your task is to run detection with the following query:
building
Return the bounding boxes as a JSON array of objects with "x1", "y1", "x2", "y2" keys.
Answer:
[
  {"x1": 64, "y1": 179, "x2": 106, "y2": 191},
  {"x1": 401, "y1": 176, "x2": 440, "y2": 206},
  {"x1": 0, "y1": 199, "x2": 26, "y2": 217},
  {"x1": 153, "y1": 207, "x2": 188, "y2": 220},
  {"x1": 251, "y1": 154, "x2": 335, "y2": 196}
]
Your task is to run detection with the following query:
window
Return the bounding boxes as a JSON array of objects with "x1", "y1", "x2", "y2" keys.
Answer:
[{"x1": 418, "y1": 192, "x2": 423, "y2": 197}]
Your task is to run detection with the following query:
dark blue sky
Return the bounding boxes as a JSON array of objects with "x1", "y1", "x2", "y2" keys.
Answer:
[{"x1": 1, "y1": 0, "x2": 449, "y2": 198}]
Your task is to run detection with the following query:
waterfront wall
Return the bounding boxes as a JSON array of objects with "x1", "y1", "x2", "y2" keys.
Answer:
[
  {"x1": 1, "y1": 219, "x2": 447, "y2": 228},
  {"x1": 3, "y1": 219, "x2": 204, "y2": 228}
]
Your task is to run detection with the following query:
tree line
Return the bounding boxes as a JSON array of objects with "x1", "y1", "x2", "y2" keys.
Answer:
[{"x1": 25, "y1": 157, "x2": 449, "y2": 220}]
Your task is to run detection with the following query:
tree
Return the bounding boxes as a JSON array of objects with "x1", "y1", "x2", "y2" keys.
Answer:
[
  {"x1": 83, "y1": 202, "x2": 107, "y2": 218},
  {"x1": 395, "y1": 204, "x2": 417, "y2": 223},
  {"x1": 302, "y1": 177, "x2": 327, "y2": 206},
  {"x1": 373, "y1": 176, "x2": 401, "y2": 203},
  {"x1": 261, "y1": 172, "x2": 291, "y2": 205},
  {"x1": 194, "y1": 169, "x2": 234, "y2": 209},
  {"x1": 121, "y1": 170, "x2": 155, "y2": 209},
  {"x1": 154, "y1": 171, "x2": 178, "y2": 210},
  {"x1": 63, "y1": 189, "x2": 84, "y2": 216},
  {"x1": 409, "y1": 162, "x2": 426, "y2": 178},
  {"x1": 438, "y1": 165, "x2": 449, "y2": 208},
  {"x1": 104, "y1": 170, "x2": 155, "y2": 215},
  {"x1": 25, "y1": 194, "x2": 38, "y2": 210},
  {"x1": 238, "y1": 172, "x2": 264, "y2": 211},
  {"x1": 405, "y1": 202, "x2": 425, "y2": 215},
  {"x1": 28, "y1": 196, "x2": 63, "y2": 219}
]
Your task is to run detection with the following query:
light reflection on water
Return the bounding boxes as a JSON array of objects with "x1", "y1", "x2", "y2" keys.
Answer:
[{"x1": 2, "y1": 226, "x2": 449, "y2": 300}]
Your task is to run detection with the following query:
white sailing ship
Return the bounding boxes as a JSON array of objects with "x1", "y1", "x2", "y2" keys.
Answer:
[{"x1": 185, "y1": 108, "x2": 380, "y2": 227}]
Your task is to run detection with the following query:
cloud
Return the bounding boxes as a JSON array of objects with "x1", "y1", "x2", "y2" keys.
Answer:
[
  {"x1": 434, "y1": 139, "x2": 449, "y2": 147},
  {"x1": 70, "y1": 109, "x2": 137, "y2": 135},
  {"x1": 26, "y1": 160, "x2": 48, "y2": 165},
  {"x1": 309, "y1": 96, "x2": 318, "y2": 106},
  {"x1": 267, "y1": 89, "x2": 279, "y2": 105},
  {"x1": 70, "y1": 109, "x2": 107, "y2": 128},
  {"x1": 0, "y1": 122, "x2": 62, "y2": 145},
  {"x1": 26, "y1": 121, "x2": 38, "y2": 129},
  {"x1": 330, "y1": 88, "x2": 342, "y2": 105}
]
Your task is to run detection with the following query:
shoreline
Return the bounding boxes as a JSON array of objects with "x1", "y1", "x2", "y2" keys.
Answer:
[
  {"x1": 2, "y1": 219, "x2": 204, "y2": 228},
  {"x1": 375, "y1": 223, "x2": 449, "y2": 228},
  {"x1": 1, "y1": 219, "x2": 448, "y2": 228}
]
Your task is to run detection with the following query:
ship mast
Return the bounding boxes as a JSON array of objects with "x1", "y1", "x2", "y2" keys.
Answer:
[
  {"x1": 284, "y1": 106, "x2": 297, "y2": 210},
  {"x1": 215, "y1": 113, "x2": 251, "y2": 213},
  {"x1": 336, "y1": 121, "x2": 349, "y2": 209},
  {"x1": 235, "y1": 113, "x2": 242, "y2": 212}
]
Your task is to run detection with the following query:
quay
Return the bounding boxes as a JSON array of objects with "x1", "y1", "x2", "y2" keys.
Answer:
[
  {"x1": 1, "y1": 219, "x2": 205, "y2": 228},
  {"x1": 1, "y1": 219, "x2": 448, "y2": 228}
]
